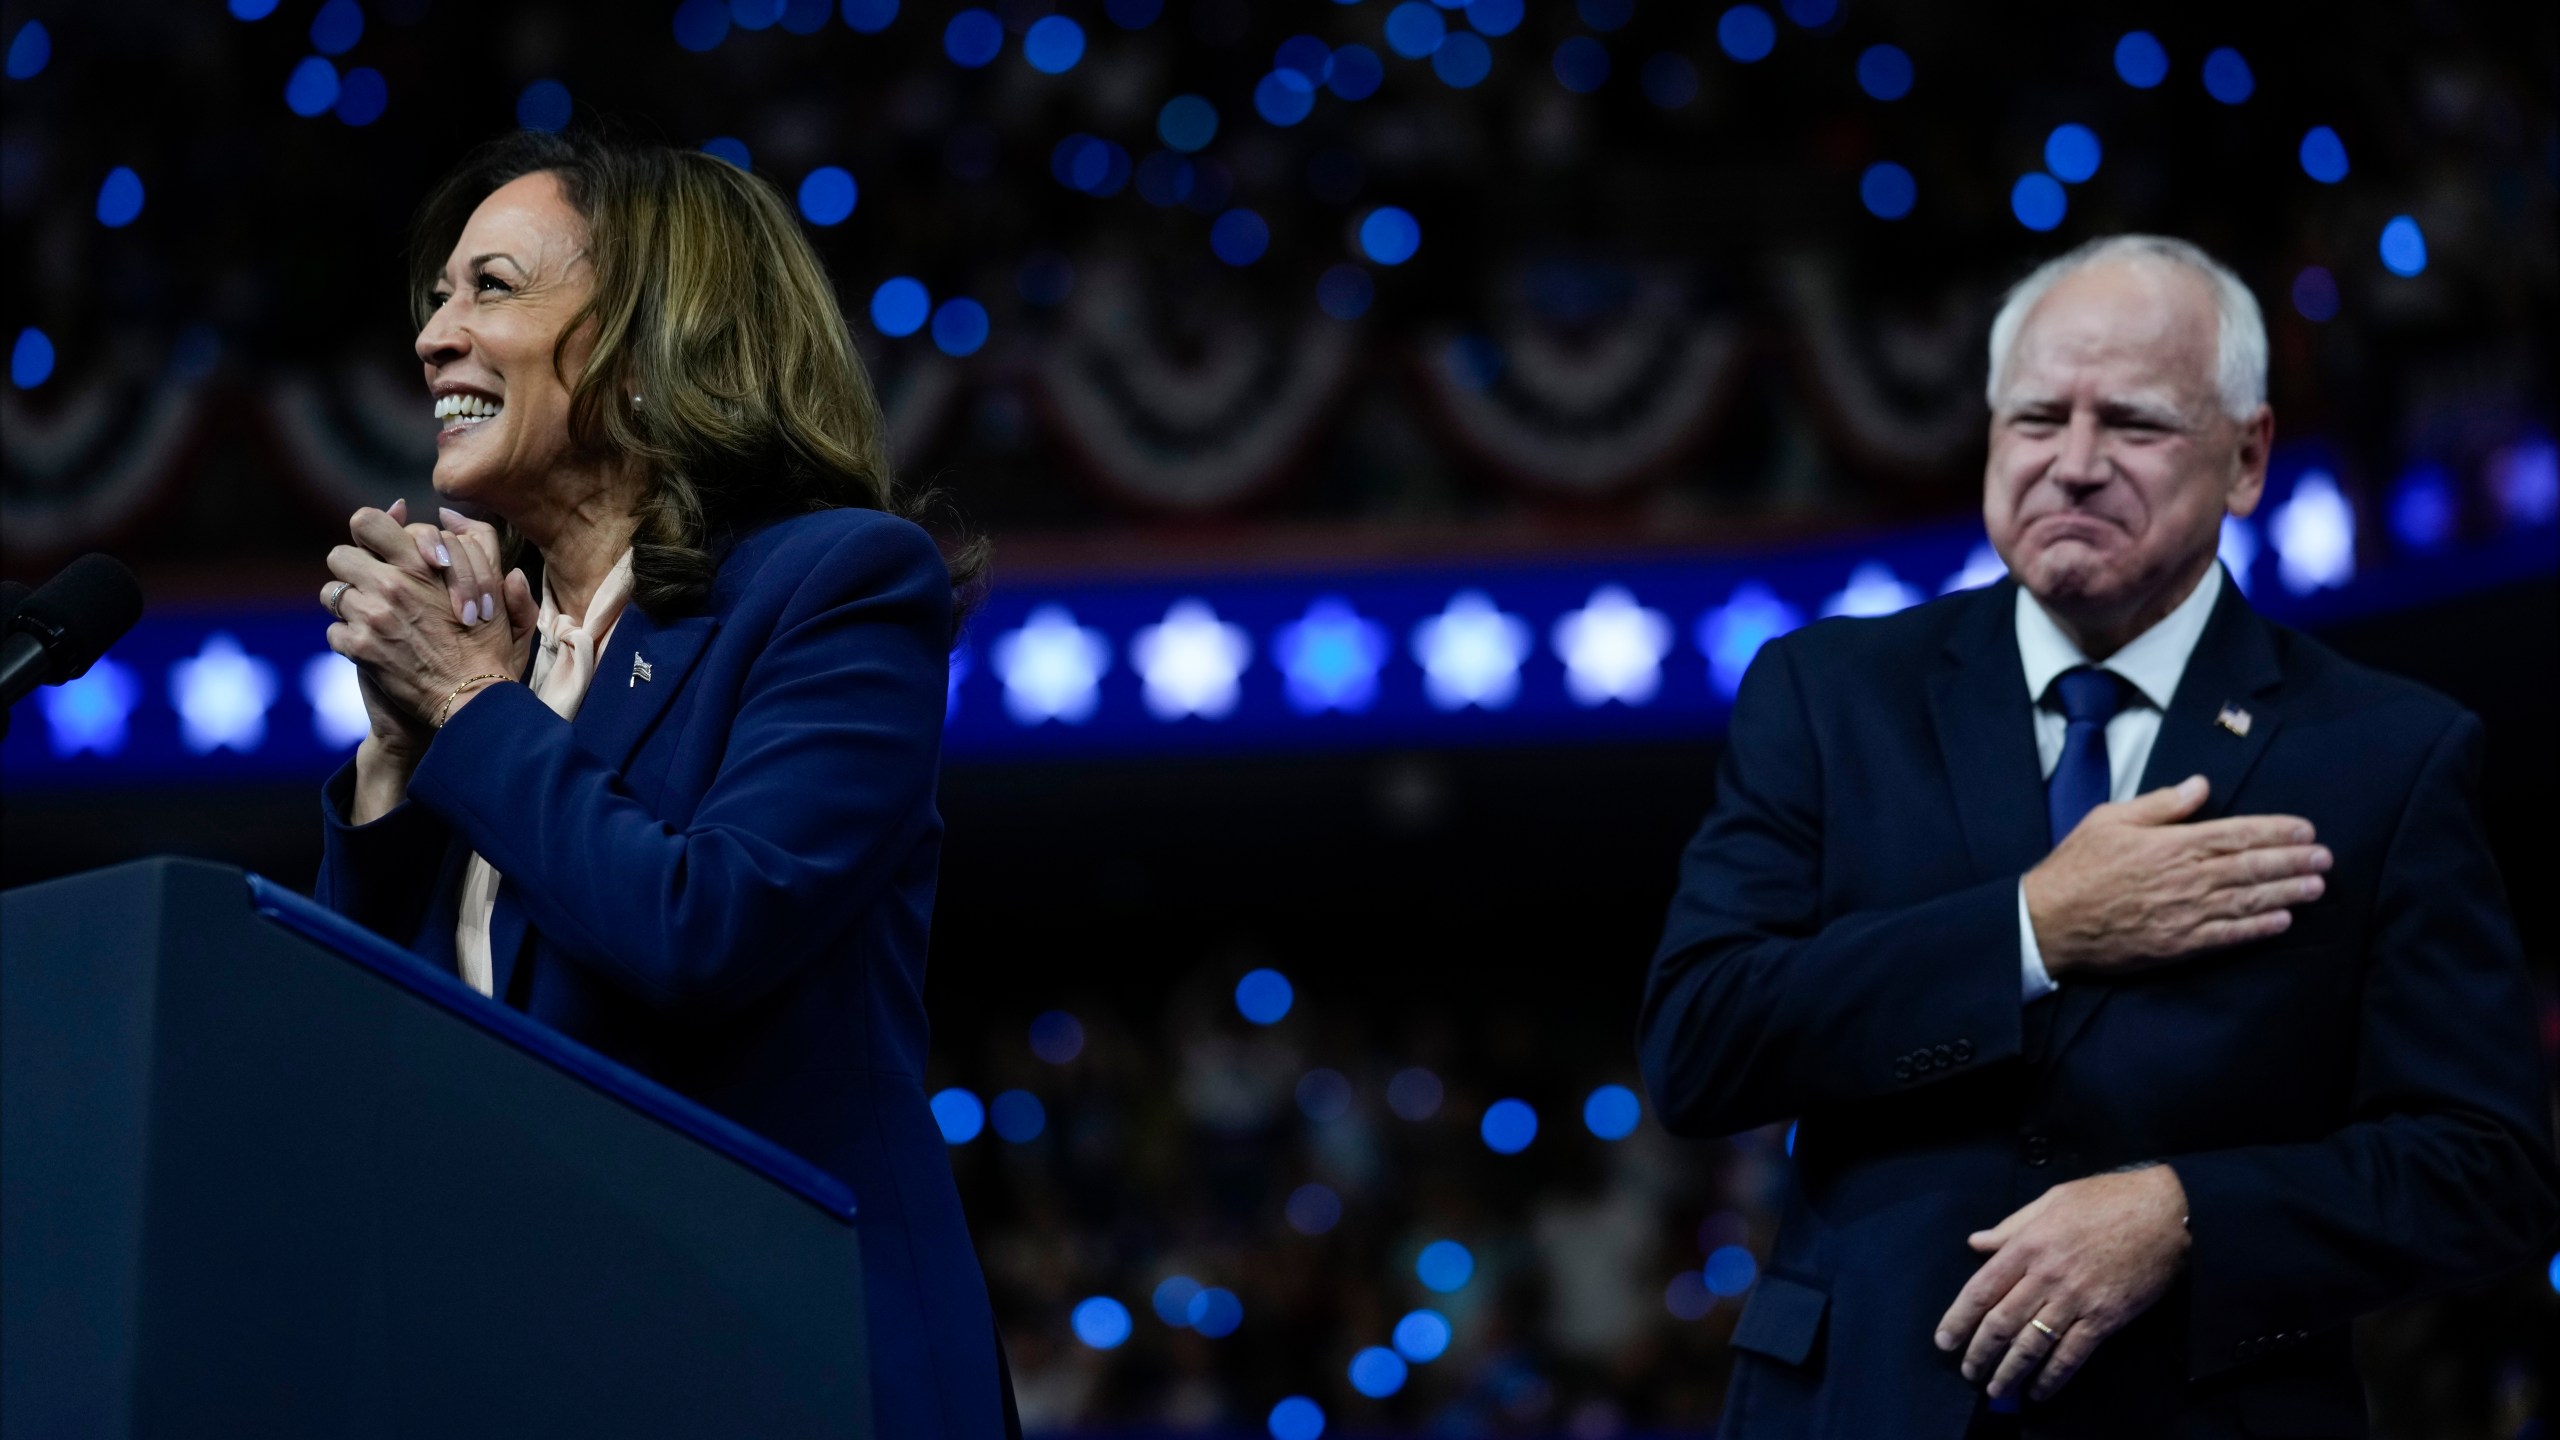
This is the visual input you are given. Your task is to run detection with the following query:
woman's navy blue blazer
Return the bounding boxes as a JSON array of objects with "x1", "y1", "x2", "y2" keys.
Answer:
[{"x1": 316, "y1": 507, "x2": 1004, "y2": 1440}]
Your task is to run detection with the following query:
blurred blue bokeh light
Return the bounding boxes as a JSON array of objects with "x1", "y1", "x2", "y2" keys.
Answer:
[
  {"x1": 1666, "y1": 1270, "x2": 1714, "y2": 1319},
  {"x1": 1329, "y1": 44, "x2": 1385, "y2": 99},
  {"x1": 1187, "y1": 1287, "x2": 1244, "y2": 1338},
  {"x1": 1387, "y1": 1067, "x2": 1443, "y2": 1120},
  {"x1": 1297, "y1": 1067, "x2": 1355, "y2": 1122},
  {"x1": 1072, "y1": 1296, "x2": 1132, "y2": 1349},
  {"x1": 1029, "y1": 1009, "x2": 1086, "y2": 1063},
  {"x1": 990, "y1": 1089, "x2": 1046, "y2": 1142},
  {"x1": 1552, "y1": 36, "x2": 1609, "y2": 93},
  {"x1": 1153, "y1": 1275, "x2": 1200, "y2": 1325},
  {"x1": 1023, "y1": 15, "x2": 1085, "y2": 73},
  {"x1": 1104, "y1": 0, "x2": 1158, "y2": 28},
  {"x1": 309, "y1": 0, "x2": 363, "y2": 55},
  {"x1": 1137, "y1": 152, "x2": 1195, "y2": 206},
  {"x1": 517, "y1": 79, "x2": 572, "y2": 132},
  {"x1": 2299, "y1": 126, "x2": 2349, "y2": 184},
  {"x1": 1393, "y1": 1308, "x2": 1453, "y2": 1362},
  {"x1": 284, "y1": 57, "x2": 341, "y2": 117},
  {"x1": 1480, "y1": 1098, "x2": 1538, "y2": 1154},
  {"x1": 702, "y1": 135, "x2": 752, "y2": 169},
  {"x1": 1256, "y1": 70, "x2": 1318, "y2": 126},
  {"x1": 1717, "y1": 6, "x2": 1777, "y2": 63},
  {"x1": 798, "y1": 166, "x2": 857, "y2": 224},
  {"x1": 1577, "y1": 0, "x2": 1633, "y2": 31},
  {"x1": 1705, "y1": 1244, "x2": 1759, "y2": 1295},
  {"x1": 1316, "y1": 264, "x2": 1374, "y2": 321},
  {"x1": 781, "y1": 0, "x2": 832, "y2": 34},
  {"x1": 2389, "y1": 467, "x2": 2457, "y2": 551},
  {"x1": 230, "y1": 0, "x2": 281, "y2": 19},
  {"x1": 1856, "y1": 43, "x2": 1912, "y2": 100},
  {"x1": 732, "y1": 0, "x2": 785, "y2": 30},
  {"x1": 931, "y1": 298, "x2": 990, "y2": 357},
  {"x1": 2380, "y1": 216, "x2": 2427, "y2": 277},
  {"x1": 2011, "y1": 173, "x2": 2067, "y2": 232},
  {"x1": 1433, "y1": 31, "x2": 1492, "y2": 87},
  {"x1": 2044, "y1": 124, "x2": 2101, "y2": 183},
  {"x1": 335, "y1": 67, "x2": 388, "y2": 125},
  {"x1": 1235, "y1": 967, "x2": 1294, "y2": 1023},
  {"x1": 930, "y1": 1087, "x2": 985, "y2": 1143},
  {"x1": 673, "y1": 0, "x2": 729, "y2": 51},
  {"x1": 2291, "y1": 266, "x2": 2339, "y2": 322},
  {"x1": 1416, "y1": 1239, "x2": 1475, "y2": 1292},
  {"x1": 842, "y1": 0, "x2": 899, "y2": 34},
  {"x1": 1287, "y1": 1182, "x2": 1344, "y2": 1234},
  {"x1": 11, "y1": 328, "x2": 55, "y2": 389},
  {"x1": 1384, "y1": 3, "x2": 1446, "y2": 60},
  {"x1": 1859, "y1": 162, "x2": 1916, "y2": 220},
  {"x1": 95, "y1": 168, "x2": 144, "y2": 229},
  {"x1": 1467, "y1": 0, "x2": 1524, "y2": 37},
  {"x1": 1349, "y1": 1347, "x2": 1409, "y2": 1398},
  {"x1": 1277, "y1": 34, "x2": 1334, "y2": 84},
  {"x1": 1211, "y1": 209, "x2": 1271, "y2": 266},
  {"x1": 2114, "y1": 31, "x2": 2168, "y2": 88},
  {"x1": 1158, "y1": 94, "x2": 1219, "y2": 152},
  {"x1": 1642, "y1": 53, "x2": 1699, "y2": 108},
  {"x1": 2202, "y1": 47, "x2": 2254, "y2": 104},
  {"x1": 1781, "y1": 0, "x2": 1837, "y2": 25},
  {"x1": 944, "y1": 8, "x2": 1002, "y2": 67},
  {"x1": 1268, "y1": 1396, "x2": 1325, "y2": 1440},
  {"x1": 1359, "y1": 207, "x2": 1421, "y2": 265},
  {"x1": 1583, "y1": 1084, "x2": 1641, "y2": 1139},
  {"x1": 6, "y1": 20, "x2": 50, "y2": 79}
]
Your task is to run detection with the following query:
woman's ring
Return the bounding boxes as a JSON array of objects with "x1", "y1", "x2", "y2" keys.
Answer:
[{"x1": 325, "y1": 581, "x2": 353, "y2": 619}]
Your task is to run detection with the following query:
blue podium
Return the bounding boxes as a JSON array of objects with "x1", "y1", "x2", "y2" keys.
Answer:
[{"x1": 1, "y1": 858, "x2": 869, "y2": 1439}]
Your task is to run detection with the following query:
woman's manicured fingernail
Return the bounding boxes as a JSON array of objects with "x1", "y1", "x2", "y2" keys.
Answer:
[
  {"x1": 435, "y1": 544, "x2": 451, "y2": 566},
  {"x1": 1935, "y1": 1331, "x2": 1954, "y2": 1350},
  {"x1": 480, "y1": 593, "x2": 494, "y2": 623},
  {"x1": 462, "y1": 597, "x2": 480, "y2": 625}
]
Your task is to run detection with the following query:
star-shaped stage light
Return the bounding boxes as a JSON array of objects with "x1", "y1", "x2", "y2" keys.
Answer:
[
  {"x1": 169, "y1": 633, "x2": 277, "y2": 754},
  {"x1": 1411, "y1": 590, "x2": 1531, "y2": 712},
  {"x1": 1696, "y1": 581, "x2": 1804, "y2": 699},
  {"x1": 1132, "y1": 598, "x2": 1252, "y2": 720},
  {"x1": 2271, "y1": 470, "x2": 2356, "y2": 595},
  {"x1": 39, "y1": 656, "x2": 138, "y2": 757},
  {"x1": 1551, "y1": 585, "x2": 1671, "y2": 707},
  {"x1": 992, "y1": 604, "x2": 1112, "y2": 725},
  {"x1": 302, "y1": 651, "x2": 369, "y2": 749},
  {"x1": 1275, "y1": 596, "x2": 1388, "y2": 714},
  {"x1": 1940, "y1": 542, "x2": 2009, "y2": 594},
  {"x1": 1819, "y1": 562, "x2": 1922, "y2": 619}
]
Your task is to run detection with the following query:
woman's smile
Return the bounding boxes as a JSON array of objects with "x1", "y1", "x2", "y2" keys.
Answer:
[{"x1": 430, "y1": 384, "x2": 505, "y2": 443}]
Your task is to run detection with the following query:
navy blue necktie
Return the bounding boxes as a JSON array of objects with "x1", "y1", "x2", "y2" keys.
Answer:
[{"x1": 2046, "y1": 667, "x2": 2128, "y2": 846}]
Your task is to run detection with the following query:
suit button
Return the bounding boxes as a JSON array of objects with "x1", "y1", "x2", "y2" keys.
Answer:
[
  {"x1": 1933, "y1": 1043, "x2": 1954, "y2": 1067},
  {"x1": 2022, "y1": 1135, "x2": 2051, "y2": 1166},
  {"x1": 1953, "y1": 1039, "x2": 1974, "y2": 1062}
]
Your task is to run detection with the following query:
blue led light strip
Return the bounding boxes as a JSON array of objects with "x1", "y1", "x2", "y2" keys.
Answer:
[{"x1": 5, "y1": 514, "x2": 2552, "y2": 791}]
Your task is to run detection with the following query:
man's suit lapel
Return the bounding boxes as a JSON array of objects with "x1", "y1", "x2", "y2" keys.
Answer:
[
  {"x1": 486, "y1": 602, "x2": 720, "y2": 1009},
  {"x1": 1928, "y1": 581, "x2": 2052, "y2": 888},
  {"x1": 2040, "y1": 571, "x2": 2286, "y2": 1067}
]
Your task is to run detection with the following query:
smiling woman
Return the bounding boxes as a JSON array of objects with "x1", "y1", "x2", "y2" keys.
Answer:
[{"x1": 312, "y1": 128, "x2": 1009, "y2": 1440}]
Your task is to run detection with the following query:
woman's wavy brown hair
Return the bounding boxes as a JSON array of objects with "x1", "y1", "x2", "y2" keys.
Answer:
[{"x1": 408, "y1": 128, "x2": 985, "y2": 623}]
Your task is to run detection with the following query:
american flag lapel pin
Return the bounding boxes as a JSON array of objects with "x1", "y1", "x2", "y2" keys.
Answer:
[
  {"x1": 630, "y1": 652, "x2": 653, "y2": 688},
  {"x1": 2215, "y1": 702, "x2": 2251, "y2": 737}
]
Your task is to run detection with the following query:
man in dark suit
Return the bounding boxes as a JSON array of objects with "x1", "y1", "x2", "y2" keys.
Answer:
[{"x1": 1638, "y1": 235, "x2": 2557, "y2": 1438}]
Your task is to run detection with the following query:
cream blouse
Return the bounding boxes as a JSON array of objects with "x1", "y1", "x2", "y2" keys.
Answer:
[{"x1": 451, "y1": 549, "x2": 634, "y2": 997}]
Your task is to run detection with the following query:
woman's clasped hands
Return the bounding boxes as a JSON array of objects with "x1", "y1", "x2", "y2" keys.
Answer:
[{"x1": 322, "y1": 499, "x2": 539, "y2": 757}]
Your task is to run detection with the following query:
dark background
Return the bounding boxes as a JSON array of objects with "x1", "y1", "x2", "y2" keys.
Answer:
[{"x1": 5, "y1": 0, "x2": 2555, "y2": 1434}]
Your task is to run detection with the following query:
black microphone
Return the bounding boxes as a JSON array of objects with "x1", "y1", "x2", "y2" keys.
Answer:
[{"x1": 1, "y1": 554, "x2": 147, "y2": 714}]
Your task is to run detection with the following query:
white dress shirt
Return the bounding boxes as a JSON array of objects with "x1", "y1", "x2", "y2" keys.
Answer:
[{"x1": 2013, "y1": 563, "x2": 2225, "y2": 1000}]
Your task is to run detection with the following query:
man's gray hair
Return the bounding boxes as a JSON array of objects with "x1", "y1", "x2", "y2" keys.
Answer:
[{"x1": 1983, "y1": 234, "x2": 2268, "y2": 420}]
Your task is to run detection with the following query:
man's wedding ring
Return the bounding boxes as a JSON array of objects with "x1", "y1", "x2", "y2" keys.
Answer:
[
  {"x1": 2028, "y1": 1318, "x2": 2059, "y2": 1339},
  {"x1": 325, "y1": 581, "x2": 353, "y2": 619}
]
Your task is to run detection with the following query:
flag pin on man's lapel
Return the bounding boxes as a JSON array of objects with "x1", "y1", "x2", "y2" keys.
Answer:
[
  {"x1": 630, "y1": 652, "x2": 653, "y2": 688},
  {"x1": 2215, "y1": 702, "x2": 2252, "y2": 737}
]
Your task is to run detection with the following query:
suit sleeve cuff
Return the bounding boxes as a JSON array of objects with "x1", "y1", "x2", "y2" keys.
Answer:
[{"x1": 2017, "y1": 881, "x2": 2059, "y2": 1002}]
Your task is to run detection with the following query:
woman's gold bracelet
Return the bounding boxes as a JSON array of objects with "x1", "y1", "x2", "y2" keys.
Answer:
[{"x1": 431, "y1": 673, "x2": 512, "y2": 729}]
